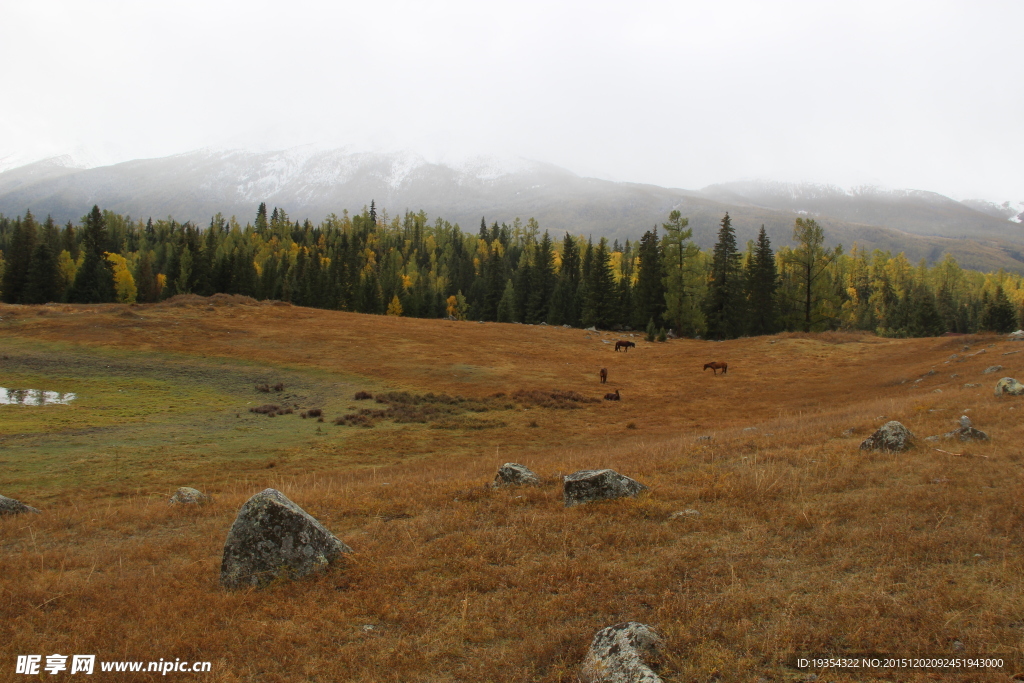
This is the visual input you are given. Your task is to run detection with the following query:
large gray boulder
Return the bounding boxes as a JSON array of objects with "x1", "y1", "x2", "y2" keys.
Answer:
[
  {"x1": 493, "y1": 463, "x2": 541, "y2": 487},
  {"x1": 859, "y1": 421, "x2": 914, "y2": 453},
  {"x1": 995, "y1": 377, "x2": 1024, "y2": 396},
  {"x1": 0, "y1": 494, "x2": 40, "y2": 516},
  {"x1": 220, "y1": 488, "x2": 352, "y2": 589},
  {"x1": 169, "y1": 487, "x2": 212, "y2": 505},
  {"x1": 564, "y1": 469, "x2": 647, "y2": 507},
  {"x1": 580, "y1": 622, "x2": 664, "y2": 683}
]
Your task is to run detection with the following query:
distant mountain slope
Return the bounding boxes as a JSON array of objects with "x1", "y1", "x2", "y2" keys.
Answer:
[
  {"x1": 1, "y1": 148, "x2": 1023, "y2": 273},
  {"x1": 699, "y1": 180, "x2": 1023, "y2": 242}
]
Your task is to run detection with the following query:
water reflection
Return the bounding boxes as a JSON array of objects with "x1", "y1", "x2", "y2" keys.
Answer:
[{"x1": 0, "y1": 388, "x2": 76, "y2": 405}]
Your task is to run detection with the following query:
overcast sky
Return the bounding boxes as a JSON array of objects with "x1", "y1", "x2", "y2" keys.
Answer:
[{"x1": 2, "y1": 0, "x2": 1022, "y2": 201}]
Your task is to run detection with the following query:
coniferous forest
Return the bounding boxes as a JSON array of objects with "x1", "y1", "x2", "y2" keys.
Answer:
[{"x1": 1, "y1": 201, "x2": 1022, "y2": 338}]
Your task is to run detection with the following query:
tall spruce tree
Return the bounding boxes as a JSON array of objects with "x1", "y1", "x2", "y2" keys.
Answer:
[
  {"x1": 22, "y1": 241, "x2": 61, "y2": 304},
  {"x1": 582, "y1": 238, "x2": 616, "y2": 328},
  {"x1": 982, "y1": 284, "x2": 1017, "y2": 332},
  {"x1": 526, "y1": 231, "x2": 555, "y2": 324},
  {"x1": 704, "y1": 213, "x2": 744, "y2": 339},
  {"x1": 68, "y1": 206, "x2": 116, "y2": 303},
  {"x1": 2, "y1": 212, "x2": 41, "y2": 303},
  {"x1": 633, "y1": 228, "x2": 665, "y2": 329},
  {"x1": 548, "y1": 233, "x2": 581, "y2": 326},
  {"x1": 745, "y1": 225, "x2": 778, "y2": 336}
]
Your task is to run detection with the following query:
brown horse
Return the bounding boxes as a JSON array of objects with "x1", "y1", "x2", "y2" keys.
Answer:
[
  {"x1": 703, "y1": 362, "x2": 728, "y2": 375},
  {"x1": 614, "y1": 340, "x2": 636, "y2": 352},
  {"x1": 599, "y1": 368, "x2": 608, "y2": 384},
  {"x1": 604, "y1": 389, "x2": 620, "y2": 401}
]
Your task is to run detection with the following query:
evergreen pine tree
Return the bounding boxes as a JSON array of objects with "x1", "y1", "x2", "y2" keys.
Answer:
[
  {"x1": 68, "y1": 206, "x2": 116, "y2": 303},
  {"x1": 586, "y1": 238, "x2": 617, "y2": 328},
  {"x1": 22, "y1": 241, "x2": 60, "y2": 304},
  {"x1": 483, "y1": 247, "x2": 506, "y2": 321},
  {"x1": 525, "y1": 231, "x2": 555, "y2": 324},
  {"x1": 745, "y1": 225, "x2": 778, "y2": 336},
  {"x1": 908, "y1": 284, "x2": 946, "y2": 337},
  {"x1": 497, "y1": 280, "x2": 516, "y2": 322},
  {"x1": 134, "y1": 251, "x2": 160, "y2": 303},
  {"x1": 255, "y1": 203, "x2": 268, "y2": 231},
  {"x1": 704, "y1": 213, "x2": 745, "y2": 339},
  {"x1": 982, "y1": 285, "x2": 1017, "y2": 332},
  {"x1": 1, "y1": 212, "x2": 38, "y2": 303},
  {"x1": 548, "y1": 233, "x2": 582, "y2": 326},
  {"x1": 633, "y1": 228, "x2": 665, "y2": 329}
]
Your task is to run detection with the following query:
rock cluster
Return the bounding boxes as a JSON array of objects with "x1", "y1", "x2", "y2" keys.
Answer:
[
  {"x1": 493, "y1": 463, "x2": 541, "y2": 487},
  {"x1": 859, "y1": 421, "x2": 914, "y2": 453},
  {"x1": 995, "y1": 377, "x2": 1024, "y2": 396},
  {"x1": 0, "y1": 494, "x2": 40, "y2": 516},
  {"x1": 564, "y1": 469, "x2": 647, "y2": 507},
  {"x1": 580, "y1": 622, "x2": 664, "y2": 683},
  {"x1": 169, "y1": 487, "x2": 212, "y2": 505},
  {"x1": 942, "y1": 415, "x2": 990, "y2": 442},
  {"x1": 220, "y1": 488, "x2": 352, "y2": 590}
]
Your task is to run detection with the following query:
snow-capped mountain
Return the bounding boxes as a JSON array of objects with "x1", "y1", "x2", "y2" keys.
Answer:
[{"x1": 1, "y1": 148, "x2": 1022, "y2": 272}]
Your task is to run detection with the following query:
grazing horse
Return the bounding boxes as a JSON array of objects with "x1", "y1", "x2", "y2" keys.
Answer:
[
  {"x1": 604, "y1": 389, "x2": 620, "y2": 401},
  {"x1": 615, "y1": 340, "x2": 636, "y2": 352},
  {"x1": 599, "y1": 368, "x2": 608, "y2": 384},
  {"x1": 703, "y1": 362, "x2": 728, "y2": 375}
]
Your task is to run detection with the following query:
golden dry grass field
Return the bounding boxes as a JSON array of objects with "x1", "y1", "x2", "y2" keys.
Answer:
[{"x1": 2, "y1": 295, "x2": 1024, "y2": 682}]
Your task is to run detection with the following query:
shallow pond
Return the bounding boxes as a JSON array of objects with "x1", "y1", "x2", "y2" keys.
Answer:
[{"x1": 0, "y1": 388, "x2": 76, "y2": 405}]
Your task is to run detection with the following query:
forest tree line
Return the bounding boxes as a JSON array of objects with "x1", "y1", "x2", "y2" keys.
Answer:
[{"x1": 1, "y1": 201, "x2": 1022, "y2": 338}]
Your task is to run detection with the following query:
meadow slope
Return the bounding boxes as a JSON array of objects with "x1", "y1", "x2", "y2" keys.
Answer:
[{"x1": 2, "y1": 296, "x2": 1023, "y2": 682}]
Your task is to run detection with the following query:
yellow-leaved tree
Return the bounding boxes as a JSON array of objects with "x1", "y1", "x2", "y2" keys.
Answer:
[
  {"x1": 105, "y1": 253, "x2": 137, "y2": 303},
  {"x1": 386, "y1": 295, "x2": 403, "y2": 316}
]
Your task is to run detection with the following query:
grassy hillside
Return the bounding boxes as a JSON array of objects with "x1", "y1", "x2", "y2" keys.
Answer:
[{"x1": 2, "y1": 297, "x2": 1023, "y2": 681}]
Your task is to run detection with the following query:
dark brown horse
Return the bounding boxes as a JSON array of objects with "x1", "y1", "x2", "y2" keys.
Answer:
[
  {"x1": 604, "y1": 389, "x2": 620, "y2": 400},
  {"x1": 614, "y1": 340, "x2": 636, "y2": 352},
  {"x1": 599, "y1": 368, "x2": 608, "y2": 384},
  {"x1": 703, "y1": 362, "x2": 728, "y2": 375}
]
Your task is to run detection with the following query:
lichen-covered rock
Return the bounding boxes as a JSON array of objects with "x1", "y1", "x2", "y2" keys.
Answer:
[
  {"x1": 859, "y1": 421, "x2": 914, "y2": 453},
  {"x1": 493, "y1": 463, "x2": 541, "y2": 487},
  {"x1": 995, "y1": 377, "x2": 1024, "y2": 396},
  {"x1": 0, "y1": 494, "x2": 40, "y2": 516},
  {"x1": 564, "y1": 469, "x2": 647, "y2": 507},
  {"x1": 220, "y1": 488, "x2": 351, "y2": 589},
  {"x1": 943, "y1": 415, "x2": 990, "y2": 442},
  {"x1": 580, "y1": 622, "x2": 664, "y2": 683},
  {"x1": 169, "y1": 487, "x2": 212, "y2": 505}
]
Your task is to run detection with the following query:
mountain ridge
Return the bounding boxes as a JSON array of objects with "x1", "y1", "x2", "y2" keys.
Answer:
[{"x1": 1, "y1": 148, "x2": 1022, "y2": 272}]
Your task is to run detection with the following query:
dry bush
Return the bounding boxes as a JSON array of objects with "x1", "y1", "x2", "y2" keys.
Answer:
[{"x1": 354, "y1": 391, "x2": 373, "y2": 400}]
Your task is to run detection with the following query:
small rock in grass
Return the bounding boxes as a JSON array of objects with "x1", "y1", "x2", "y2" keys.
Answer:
[
  {"x1": 220, "y1": 488, "x2": 352, "y2": 590},
  {"x1": 580, "y1": 622, "x2": 664, "y2": 683},
  {"x1": 169, "y1": 487, "x2": 212, "y2": 505},
  {"x1": 859, "y1": 421, "x2": 914, "y2": 453},
  {"x1": 0, "y1": 494, "x2": 40, "y2": 516},
  {"x1": 564, "y1": 469, "x2": 647, "y2": 507},
  {"x1": 995, "y1": 377, "x2": 1024, "y2": 396},
  {"x1": 942, "y1": 415, "x2": 990, "y2": 442},
  {"x1": 493, "y1": 463, "x2": 541, "y2": 487},
  {"x1": 669, "y1": 509, "x2": 701, "y2": 519},
  {"x1": 963, "y1": 383, "x2": 981, "y2": 388},
  {"x1": 983, "y1": 365, "x2": 1004, "y2": 374}
]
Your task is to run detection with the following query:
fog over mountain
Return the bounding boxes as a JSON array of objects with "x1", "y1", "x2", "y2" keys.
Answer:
[{"x1": 1, "y1": 147, "x2": 1023, "y2": 273}]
